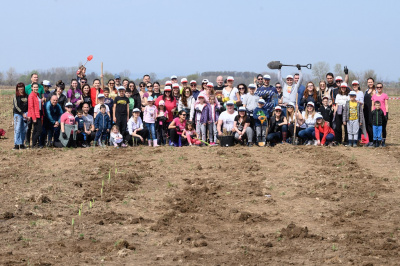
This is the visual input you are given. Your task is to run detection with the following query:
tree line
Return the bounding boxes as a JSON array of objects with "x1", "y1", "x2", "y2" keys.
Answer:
[{"x1": 0, "y1": 63, "x2": 399, "y2": 94}]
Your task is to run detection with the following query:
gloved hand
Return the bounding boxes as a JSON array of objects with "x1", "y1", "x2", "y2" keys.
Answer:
[
  {"x1": 296, "y1": 64, "x2": 301, "y2": 70},
  {"x1": 386, "y1": 112, "x2": 389, "y2": 120},
  {"x1": 62, "y1": 132, "x2": 67, "y2": 139},
  {"x1": 344, "y1": 66, "x2": 349, "y2": 75},
  {"x1": 278, "y1": 64, "x2": 282, "y2": 70}
]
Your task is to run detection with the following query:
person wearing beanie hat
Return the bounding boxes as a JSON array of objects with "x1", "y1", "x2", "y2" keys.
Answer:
[
  {"x1": 343, "y1": 90, "x2": 366, "y2": 147},
  {"x1": 333, "y1": 82, "x2": 350, "y2": 145}
]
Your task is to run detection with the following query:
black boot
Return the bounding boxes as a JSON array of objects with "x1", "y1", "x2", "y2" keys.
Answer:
[
  {"x1": 375, "y1": 140, "x2": 380, "y2": 148},
  {"x1": 12, "y1": 145, "x2": 19, "y2": 150},
  {"x1": 381, "y1": 139, "x2": 386, "y2": 147},
  {"x1": 19, "y1": 144, "x2": 26, "y2": 150}
]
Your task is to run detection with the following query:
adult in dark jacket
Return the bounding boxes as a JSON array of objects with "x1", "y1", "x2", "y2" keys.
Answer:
[
  {"x1": 129, "y1": 81, "x2": 142, "y2": 110},
  {"x1": 13, "y1": 82, "x2": 28, "y2": 150},
  {"x1": 363, "y1": 78, "x2": 375, "y2": 147},
  {"x1": 47, "y1": 81, "x2": 67, "y2": 112},
  {"x1": 318, "y1": 96, "x2": 333, "y2": 126},
  {"x1": 266, "y1": 106, "x2": 288, "y2": 146},
  {"x1": 43, "y1": 95, "x2": 64, "y2": 146},
  {"x1": 300, "y1": 82, "x2": 320, "y2": 110}
]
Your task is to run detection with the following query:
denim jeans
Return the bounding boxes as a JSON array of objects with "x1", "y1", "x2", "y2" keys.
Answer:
[
  {"x1": 298, "y1": 127, "x2": 315, "y2": 141},
  {"x1": 145, "y1": 123, "x2": 156, "y2": 140},
  {"x1": 373, "y1": 125, "x2": 382, "y2": 141},
  {"x1": 14, "y1": 114, "x2": 27, "y2": 145},
  {"x1": 319, "y1": 133, "x2": 334, "y2": 144}
]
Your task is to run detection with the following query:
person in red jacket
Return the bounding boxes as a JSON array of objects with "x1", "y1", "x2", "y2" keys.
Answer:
[
  {"x1": 27, "y1": 82, "x2": 43, "y2": 148},
  {"x1": 90, "y1": 79, "x2": 103, "y2": 106},
  {"x1": 314, "y1": 114, "x2": 335, "y2": 146}
]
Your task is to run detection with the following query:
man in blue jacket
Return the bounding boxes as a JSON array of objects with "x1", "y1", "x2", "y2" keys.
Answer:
[{"x1": 42, "y1": 95, "x2": 63, "y2": 147}]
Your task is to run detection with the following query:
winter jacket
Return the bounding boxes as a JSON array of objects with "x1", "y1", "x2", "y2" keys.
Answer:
[
  {"x1": 47, "y1": 91, "x2": 67, "y2": 111},
  {"x1": 45, "y1": 101, "x2": 63, "y2": 124},
  {"x1": 318, "y1": 105, "x2": 333, "y2": 124},
  {"x1": 192, "y1": 103, "x2": 211, "y2": 124},
  {"x1": 28, "y1": 92, "x2": 42, "y2": 121},
  {"x1": 13, "y1": 95, "x2": 28, "y2": 115},
  {"x1": 268, "y1": 116, "x2": 285, "y2": 134},
  {"x1": 342, "y1": 100, "x2": 366, "y2": 135},
  {"x1": 94, "y1": 113, "x2": 111, "y2": 130},
  {"x1": 315, "y1": 122, "x2": 335, "y2": 145},
  {"x1": 300, "y1": 95, "x2": 319, "y2": 110},
  {"x1": 205, "y1": 103, "x2": 220, "y2": 122},
  {"x1": 371, "y1": 109, "x2": 385, "y2": 126},
  {"x1": 132, "y1": 89, "x2": 142, "y2": 110},
  {"x1": 253, "y1": 105, "x2": 269, "y2": 126}
]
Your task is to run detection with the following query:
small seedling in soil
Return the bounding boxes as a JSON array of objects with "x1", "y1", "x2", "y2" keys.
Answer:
[
  {"x1": 101, "y1": 188, "x2": 103, "y2": 198},
  {"x1": 332, "y1": 244, "x2": 338, "y2": 251},
  {"x1": 71, "y1": 218, "x2": 75, "y2": 235},
  {"x1": 78, "y1": 209, "x2": 81, "y2": 216}
]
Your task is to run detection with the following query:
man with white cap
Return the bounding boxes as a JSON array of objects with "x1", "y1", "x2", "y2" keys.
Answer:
[
  {"x1": 255, "y1": 74, "x2": 277, "y2": 116},
  {"x1": 278, "y1": 65, "x2": 302, "y2": 111},
  {"x1": 170, "y1": 75, "x2": 178, "y2": 84},
  {"x1": 217, "y1": 100, "x2": 238, "y2": 136}
]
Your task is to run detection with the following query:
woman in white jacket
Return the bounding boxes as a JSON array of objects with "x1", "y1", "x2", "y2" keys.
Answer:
[{"x1": 179, "y1": 87, "x2": 195, "y2": 120}]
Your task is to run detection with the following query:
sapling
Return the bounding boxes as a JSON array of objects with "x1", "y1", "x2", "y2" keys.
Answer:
[
  {"x1": 78, "y1": 209, "x2": 81, "y2": 216},
  {"x1": 101, "y1": 188, "x2": 103, "y2": 198},
  {"x1": 71, "y1": 218, "x2": 75, "y2": 235}
]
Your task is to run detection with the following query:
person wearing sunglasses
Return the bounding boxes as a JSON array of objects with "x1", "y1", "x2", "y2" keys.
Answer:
[
  {"x1": 363, "y1": 77, "x2": 376, "y2": 147},
  {"x1": 253, "y1": 74, "x2": 264, "y2": 88},
  {"x1": 107, "y1": 79, "x2": 118, "y2": 100},
  {"x1": 371, "y1": 83, "x2": 389, "y2": 147},
  {"x1": 266, "y1": 106, "x2": 288, "y2": 146},
  {"x1": 138, "y1": 82, "x2": 149, "y2": 112},
  {"x1": 168, "y1": 110, "x2": 188, "y2": 147},
  {"x1": 256, "y1": 74, "x2": 277, "y2": 118}
]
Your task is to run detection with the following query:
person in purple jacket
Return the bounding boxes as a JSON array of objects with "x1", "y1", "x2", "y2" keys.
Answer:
[
  {"x1": 192, "y1": 95, "x2": 210, "y2": 142},
  {"x1": 203, "y1": 94, "x2": 220, "y2": 146},
  {"x1": 67, "y1": 79, "x2": 82, "y2": 116}
]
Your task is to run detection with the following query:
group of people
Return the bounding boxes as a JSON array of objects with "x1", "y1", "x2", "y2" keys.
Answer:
[{"x1": 11, "y1": 65, "x2": 389, "y2": 149}]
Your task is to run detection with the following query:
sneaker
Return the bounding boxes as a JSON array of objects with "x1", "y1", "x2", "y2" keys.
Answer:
[
  {"x1": 314, "y1": 140, "x2": 318, "y2": 146},
  {"x1": 12, "y1": 145, "x2": 19, "y2": 150},
  {"x1": 121, "y1": 143, "x2": 127, "y2": 148},
  {"x1": 19, "y1": 145, "x2": 26, "y2": 150},
  {"x1": 247, "y1": 142, "x2": 253, "y2": 147},
  {"x1": 114, "y1": 143, "x2": 118, "y2": 147},
  {"x1": 305, "y1": 140, "x2": 311, "y2": 146}
]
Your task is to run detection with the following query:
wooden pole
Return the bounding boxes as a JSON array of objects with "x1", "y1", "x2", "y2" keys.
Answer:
[
  {"x1": 293, "y1": 93, "x2": 299, "y2": 145},
  {"x1": 101, "y1": 62, "x2": 104, "y2": 90}
]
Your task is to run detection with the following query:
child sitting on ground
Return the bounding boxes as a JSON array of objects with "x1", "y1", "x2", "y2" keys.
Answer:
[
  {"x1": 182, "y1": 122, "x2": 201, "y2": 146},
  {"x1": 110, "y1": 125, "x2": 125, "y2": 147}
]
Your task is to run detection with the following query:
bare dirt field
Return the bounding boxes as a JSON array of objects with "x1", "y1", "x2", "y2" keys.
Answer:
[{"x1": 1, "y1": 88, "x2": 400, "y2": 265}]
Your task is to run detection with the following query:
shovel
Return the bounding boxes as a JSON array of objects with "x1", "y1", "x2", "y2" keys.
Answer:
[
  {"x1": 258, "y1": 116, "x2": 266, "y2": 147},
  {"x1": 267, "y1": 61, "x2": 312, "y2": 70}
]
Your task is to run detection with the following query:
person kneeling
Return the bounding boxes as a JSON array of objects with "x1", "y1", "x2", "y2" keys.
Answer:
[
  {"x1": 266, "y1": 106, "x2": 287, "y2": 147},
  {"x1": 233, "y1": 106, "x2": 253, "y2": 146},
  {"x1": 314, "y1": 114, "x2": 335, "y2": 146},
  {"x1": 59, "y1": 103, "x2": 78, "y2": 148},
  {"x1": 126, "y1": 108, "x2": 148, "y2": 146}
]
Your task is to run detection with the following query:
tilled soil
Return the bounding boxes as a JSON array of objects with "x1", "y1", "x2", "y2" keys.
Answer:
[{"x1": 0, "y1": 91, "x2": 399, "y2": 265}]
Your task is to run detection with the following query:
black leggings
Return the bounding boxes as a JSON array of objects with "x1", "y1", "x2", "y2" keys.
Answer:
[
  {"x1": 382, "y1": 116, "x2": 387, "y2": 138},
  {"x1": 32, "y1": 119, "x2": 42, "y2": 147},
  {"x1": 125, "y1": 128, "x2": 149, "y2": 146},
  {"x1": 169, "y1": 129, "x2": 188, "y2": 146},
  {"x1": 116, "y1": 115, "x2": 127, "y2": 139},
  {"x1": 334, "y1": 113, "x2": 347, "y2": 143},
  {"x1": 364, "y1": 108, "x2": 373, "y2": 142}
]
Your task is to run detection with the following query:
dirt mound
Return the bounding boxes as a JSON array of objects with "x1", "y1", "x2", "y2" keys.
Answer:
[{"x1": 280, "y1": 222, "x2": 309, "y2": 239}]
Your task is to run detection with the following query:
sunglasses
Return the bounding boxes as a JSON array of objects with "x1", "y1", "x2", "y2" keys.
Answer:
[
  {"x1": 276, "y1": 86, "x2": 282, "y2": 89},
  {"x1": 287, "y1": 106, "x2": 294, "y2": 108},
  {"x1": 109, "y1": 82, "x2": 115, "y2": 85},
  {"x1": 81, "y1": 81, "x2": 86, "y2": 83},
  {"x1": 181, "y1": 114, "x2": 187, "y2": 116},
  {"x1": 376, "y1": 86, "x2": 383, "y2": 89},
  {"x1": 275, "y1": 110, "x2": 282, "y2": 112},
  {"x1": 140, "y1": 85, "x2": 145, "y2": 87},
  {"x1": 257, "y1": 78, "x2": 263, "y2": 80},
  {"x1": 336, "y1": 80, "x2": 342, "y2": 83},
  {"x1": 239, "y1": 87, "x2": 245, "y2": 90}
]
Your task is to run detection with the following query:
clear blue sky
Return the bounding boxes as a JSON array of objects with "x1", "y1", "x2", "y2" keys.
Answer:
[{"x1": 2, "y1": 0, "x2": 399, "y2": 81}]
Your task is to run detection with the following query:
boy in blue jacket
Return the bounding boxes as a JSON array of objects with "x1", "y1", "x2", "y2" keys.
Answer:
[
  {"x1": 253, "y1": 99, "x2": 269, "y2": 146},
  {"x1": 94, "y1": 105, "x2": 111, "y2": 146}
]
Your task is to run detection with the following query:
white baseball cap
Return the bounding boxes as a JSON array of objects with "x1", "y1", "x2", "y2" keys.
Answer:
[
  {"x1": 227, "y1": 76, "x2": 234, "y2": 81},
  {"x1": 170, "y1": 75, "x2": 177, "y2": 79},
  {"x1": 181, "y1": 78, "x2": 188, "y2": 83},
  {"x1": 352, "y1": 80, "x2": 359, "y2": 85},
  {"x1": 335, "y1": 76, "x2": 343, "y2": 81},
  {"x1": 286, "y1": 75, "x2": 293, "y2": 79},
  {"x1": 263, "y1": 74, "x2": 271, "y2": 80},
  {"x1": 42, "y1": 80, "x2": 52, "y2": 87},
  {"x1": 248, "y1": 84, "x2": 256, "y2": 89},
  {"x1": 190, "y1": 80, "x2": 197, "y2": 84}
]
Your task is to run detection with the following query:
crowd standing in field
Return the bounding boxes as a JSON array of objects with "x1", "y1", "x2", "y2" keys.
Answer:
[{"x1": 12, "y1": 65, "x2": 389, "y2": 150}]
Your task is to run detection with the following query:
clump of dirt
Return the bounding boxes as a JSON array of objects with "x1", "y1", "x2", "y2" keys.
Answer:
[
  {"x1": 115, "y1": 240, "x2": 135, "y2": 250},
  {"x1": 280, "y1": 222, "x2": 309, "y2": 239},
  {"x1": 3, "y1": 212, "x2": 14, "y2": 219},
  {"x1": 36, "y1": 194, "x2": 51, "y2": 203}
]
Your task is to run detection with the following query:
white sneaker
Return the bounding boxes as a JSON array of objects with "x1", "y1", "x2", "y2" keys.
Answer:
[
  {"x1": 314, "y1": 140, "x2": 318, "y2": 146},
  {"x1": 305, "y1": 140, "x2": 311, "y2": 146}
]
